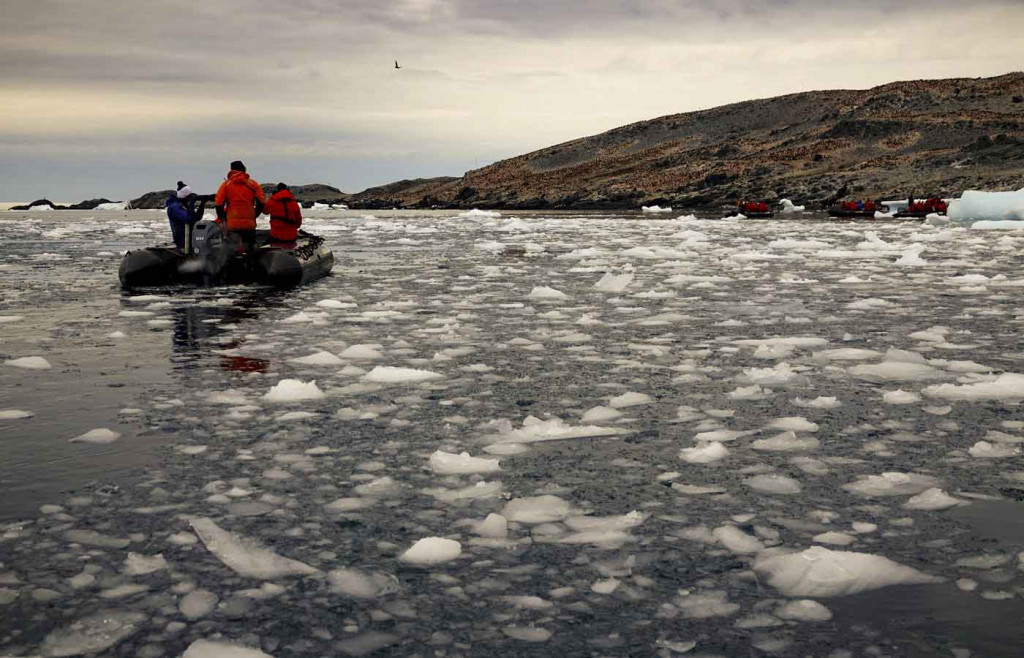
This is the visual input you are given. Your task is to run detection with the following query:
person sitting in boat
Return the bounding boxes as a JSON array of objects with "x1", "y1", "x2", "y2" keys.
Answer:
[
  {"x1": 166, "y1": 181, "x2": 196, "y2": 251},
  {"x1": 214, "y1": 160, "x2": 265, "y2": 254},
  {"x1": 264, "y1": 183, "x2": 303, "y2": 243},
  {"x1": 864, "y1": 200, "x2": 876, "y2": 212}
]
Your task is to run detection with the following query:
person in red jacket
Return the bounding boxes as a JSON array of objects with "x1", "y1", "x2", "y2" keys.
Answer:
[
  {"x1": 214, "y1": 160, "x2": 265, "y2": 253},
  {"x1": 265, "y1": 183, "x2": 303, "y2": 243}
]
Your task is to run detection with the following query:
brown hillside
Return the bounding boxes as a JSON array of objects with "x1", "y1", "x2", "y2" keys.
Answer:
[{"x1": 351, "y1": 73, "x2": 1024, "y2": 210}]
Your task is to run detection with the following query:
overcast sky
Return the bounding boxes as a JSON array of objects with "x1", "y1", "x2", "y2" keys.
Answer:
[{"x1": 2, "y1": 0, "x2": 1023, "y2": 201}]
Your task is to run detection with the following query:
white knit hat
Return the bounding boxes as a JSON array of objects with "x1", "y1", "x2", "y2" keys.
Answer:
[{"x1": 176, "y1": 185, "x2": 193, "y2": 199}]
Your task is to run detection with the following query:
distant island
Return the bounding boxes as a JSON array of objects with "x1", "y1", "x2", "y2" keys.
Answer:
[{"x1": 14, "y1": 72, "x2": 1024, "y2": 212}]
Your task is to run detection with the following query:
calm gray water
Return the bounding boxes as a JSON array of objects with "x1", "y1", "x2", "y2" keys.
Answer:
[{"x1": 2, "y1": 208, "x2": 1024, "y2": 657}]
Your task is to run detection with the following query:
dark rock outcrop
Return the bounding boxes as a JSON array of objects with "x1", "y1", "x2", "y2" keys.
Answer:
[
  {"x1": 355, "y1": 72, "x2": 1024, "y2": 210},
  {"x1": 10, "y1": 199, "x2": 63, "y2": 211},
  {"x1": 346, "y1": 177, "x2": 459, "y2": 209},
  {"x1": 68, "y1": 198, "x2": 116, "y2": 210},
  {"x1": 129, "y1": 190, "x2": 174, "y2": 210}
]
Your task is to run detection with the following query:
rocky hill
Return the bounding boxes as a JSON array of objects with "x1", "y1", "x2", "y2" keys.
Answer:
[
  {"x1": 129, "y1": 183, "x2": 348, "y2": 209},
  {"x1": 345, "y1": 177, "x2": 460, "y2": 209},
  {"x1": 354, "y1": 72, "x2": 1024, "y2": 210}
]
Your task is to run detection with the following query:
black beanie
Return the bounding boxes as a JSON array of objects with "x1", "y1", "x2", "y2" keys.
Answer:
[
  {"x1": 276, "y1": 182, "x2": 288, "y2": 192},
  {"x1": 230, "y1": 160, "x2": 246, "y2": 173},
  {"x1": 176, "y1": 181, "x2": 186, "y2": 190}
]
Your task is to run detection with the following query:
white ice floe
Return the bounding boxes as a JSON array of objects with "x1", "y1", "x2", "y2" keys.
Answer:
[
  {"x1": 190, "y1": 517, "x2": 317, "y2": 579},
  {"x1": 528, "y1": 286, "x2": 568, "y2": 300},
  {"x1": 608, "y1": 391, "x2": 652, "y2": 408},
  {"x1": 581, "y1": 406, "x2": 622, "y2": 422},
  {"x1": 263, "y1": 379, "x2": 325, "y2": 403},
  {"x1": 399, "y1": 537, "x2": 462, "y2": 565},
  {"x1": 767, "y1": 417, "x2": 818, "y2": 432},
  {"x1": 923, "y1": 373, "x2": 1024, "y2": 401},
  {"x1": 882, "y1": 390, "x2": 922, "y2": 404},
  {"x1": 680, "y1": 442, "x2": 730, "y2": 464},
  {"x1": 641, "y1": 205, "x2": 673, "y2": 213},
  {"x1": 328, "y1": 568, "x2": 399, "y2": 598},
  {"x1": 484, "y1": 416, "x2": 624, "y2": 445},
  {"x1": 289, "y1": 351, "x2": 344, "y2": 366},
  {"x1": 558, "y1": 511, "x2": 648, "y2": 548},
  {"x1": 502, "y1": 495, "x2": 571, "y2": 524},
  {"x1": 4, "y1": 356, "x2": 51, "y2": 369},
  {"x1": 122, "y1": 552, "x2": 167, "y2": 575},
  {"x1": 594, "y1": 272, "x2": 635, "y2": 293},
  {"x1": 712, "y1": 525, "x2": 764, "y2": 554},
  {"x1": 895, "y1": 244, "x2": 927, "y2": 267},
  {"x1": 968, "y1": 441, "x2": 1020, "y2": 458},
  {"x1": 744, "y1": 474, "x2": 802, "y2": 494},
  {"x1": 69, "y1": 428, "x2": 120, "y2": 444},
  {"x1": 903, "y1": 488, "x2": 963, "y2": 510},
  {"x1": 362, "y1": 366, "x2": 444, "y2": 383},
  {"x1": 775, "y1": 600, "x2": 832, "y2": 621},
  {"x1": 751, "y1": 432, "x2": 819, "y2": 452},
  {"x1": 40, "y1": 610, "x2": 147, "y2": 657},
  {"x1": 182, "y1": 640, "x2": 276, "y2": 657},
  {"x1": 339, "y1": 344, "x2": 384, "y2": 360},
  {"x1": 0, "y1": 409, "x2": 33, "y2": 420},
  {"x1": 429, "y1": 450, "x2": 501, "y2": 475},
  {"x1": 753, "y1": 546, "x2": 941, "y2": 597},
  {"x1": 843, "y1": 472, "x2": 940, "y2": 497},
  {"x1": 460, "y1": 208, "x2": 501, "y2": 218},
  {"x1": 0, "y1": 315, "x2": 24, "y2": 323},
  {"x1": 474, "y1": 513, "x2": 509, "y2": 538},
  {"x1": 793, "y1": 396, "x2": 842, "y2": 409}
]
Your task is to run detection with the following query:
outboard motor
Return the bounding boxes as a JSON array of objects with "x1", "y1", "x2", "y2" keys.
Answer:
[{"x1": 183, "y1": 220, "x2": 231, "y2": 283}]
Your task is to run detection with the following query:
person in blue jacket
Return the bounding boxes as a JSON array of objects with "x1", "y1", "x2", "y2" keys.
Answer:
[{"x1": 166, "y1": 181, "x2": 198, "y2": 251}]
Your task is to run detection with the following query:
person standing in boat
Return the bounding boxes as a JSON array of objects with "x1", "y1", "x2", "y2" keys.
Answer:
[
  {"x1": 166, "y1": 181, "x2": 196, "y2": 251},
  {"x1": 214, "y1": 160, "x2": 265, "y2": 254},
  {"x1": 264, "y1": 183, "x2": 303, "y2": 244}
]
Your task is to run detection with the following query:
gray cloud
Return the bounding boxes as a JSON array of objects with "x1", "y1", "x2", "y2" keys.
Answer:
[{"x1": 1, "y1": 0, "x2": 1022, "y2": 200}]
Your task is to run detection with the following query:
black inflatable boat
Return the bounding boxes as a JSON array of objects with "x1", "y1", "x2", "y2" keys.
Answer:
[{"x1": 119, "y1": 220, "x2": 333, "y2": 288}]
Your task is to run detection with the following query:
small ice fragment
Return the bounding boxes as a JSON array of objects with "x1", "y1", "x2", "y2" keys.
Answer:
[
  {"x1": 361, "y1": 366, "x2": 444, "y2": 383},
  {"x1": 609, "y1": 391, "x2": 652, "y2": 408},
  {"x1": 591, "y1": 578, "x2": 620, "y2": 594},
  {"x1": 680, "y1": 442, "x2": 730, "y2": 464},
  {"x1": 712, "y1": 525, "x2": 764, "y2": 554},
  {"x1": 289, "y1": 351, "x2": 344, "y2": 366},
  {"x1": 775, "y1": 599, "x2": 833, "y2": 621},
  {"x1": 0, "y1": 409, "x2": 33, "y2": 420},
  {"x1": 190, "y1": 517, "x2": 317, "y2": 579},
  {"x1": 968, "y1": 441, "x2": 1020, "y2": 458},
  {"x1": 328, "y1": 568, "x2": 399, "y2": 598},
  {"x1": 179, "y1": 589, "x2": 219, "y2": 620},
  {"x1": 528, "y1": 286, "x2": 568, "y2": 300},
  {"x1": 883, "y1": 390, "x2": 922, "y2": 404},
  {"x1": 40, "y1": 610, "x2": 146, "y2": 657},
  {"x1": 744, "y1": 474, "x2": 802, "y2": 494},
  {"x1": 182, "y1": 640, "x2": 275, "y2": 657},
  {"x1": 69, "y1": 428, "x2": 120, "y2": 444},
  {"x1": 502, "y1": 495, "x2": 571, "y2": 524},
  {"x1": 582, "y1": 406, "x2": 622, "y2": 422},
  {"x1": 429, "y1": 450, "x2": 501, "y2": 475},
  {"x1": 503, "y1": 626, "x2": 552, "y2": 642},
  {"x1": 122, "y1": 552, "x2": 167, "y2": 575},
  {"x1": 474, "y1": 513, "x2": 508, "y2": 538},
  {"x1": 263, "y1": 379, "x2": 325, "y2": 403},
  {"x1": 903, "y1": 488, "x2": 962, "y2": 510},
  {"x1": 5, "y1": 356, "x2": 52, "y2": 370},
  {"x1": 399, "y1": 537, "x2": 462, "y2": 565},
  {"x1": 813, "y1": 531, "x2": 856, "y2": 546}
]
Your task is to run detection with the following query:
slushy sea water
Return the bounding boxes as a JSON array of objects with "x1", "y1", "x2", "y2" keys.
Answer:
[{"x1": 2, "y1": 208, "x2": 1024, "y2": 656}]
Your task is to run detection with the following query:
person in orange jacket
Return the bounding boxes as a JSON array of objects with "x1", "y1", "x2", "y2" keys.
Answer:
[
  {"x1": 214, "y1": 160, "x2": 265, "y2": 253},
  {"x1": 264, "y1": 183, "x2": 303, "y2": 243}
]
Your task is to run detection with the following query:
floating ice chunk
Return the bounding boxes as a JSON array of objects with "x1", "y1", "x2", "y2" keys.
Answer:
[
  {"x1": 948, "y1": 189, "x2": 1024, "y2": 222},
  {"x1": 503, "y1": 626, "x2": 552, "y2": 642},
  {"x1": 0, "y1": 409, "x2": 33, "y2": 420},
  {"x1": 591, "y1": 578, "x2": 620, "y2": 594},
  {"x1": 289, "y1": 351, "x2": 344, "y2": 366},
  {"x1": 848, "y1": 361, "x2": 945, "y2": 383},
  {"x1": 429, "y1": 451, "x2": 501, "y2": 475},
  {"x1": 883, "y1": 390, "x2": 922, "y2": 404},
  {"x1": 0, "y1": 315, "x2": 24, "y2": 323},
  {"x1": 460, "y1": 208, "x2": 501, "y2": 218},
  {"x1": 69, "y1": 428, "x2": 120, "y2": 444},
  {"x1": 559, "y1": 511, "x2": 648, "y2": 548},
  {"x1": 182, "y1": 640, "x2": 276, "y2": 657},
  {"x1": 581, "y1": 406, "x2": 622, "y2": 422},
  {"x1": 399, "y1": 537, "x2": 462, "y2": 565},
  {"x1": 5, "y1": 356, "x2": 51, "y2": 369},
  {"x1": 776, "y1": 599, "x2": 832, "y2": 621},
  {"x1": 923, "y1": 373, "x2": 1024, "y2": 401},
  {"x1": 276, "y1": 411, "x2": 316, "y2": 422},
  {"x1": 641, "y1": 205, "x2": 673, "y2": 213},
  {"x1": 328, "y1": 568, "x2": 399, "y2": 598},
  {"x1": 325, "y1": 497, "x2": 377, "y2": 512},
  {"x1": 339, "y1": 344, "x2": 384, "y2": 360},
  {"x1": 676, "y1": 590, "x2": 740, "y2": 618},
  {"x1": 179, "y1": 589, "x2": 218, "y2": 619},
  {"x1": 672, "y1": 483, "x2": 728, "y2": 495},
  {"x1": 712, "y1": 525, "x2": 765, "y2": 554},
  {"x1": 190, "y1": 517, "x2": 317, "y2": 579},
  {"x1": 263, "y1": 379, "x2": 325, "y2": 403},
  {"x1": 280, "y1": 311, "x2": 318, "y2": 323},
  {"x1": 528, "y1": 286, "x2": 568, "y2": 300},
  {"x1": 778, "y1": 199, "x2": 805, "y2": 213},
  {"x1": 502, "y1": 495, "x2": 571, "y2": 524},
  {"x1": 843, "y1": 472, "x2": 940, "y2": 497},
  {"x1": 122, "y1": 552, "x2": 167, "y2": 575},
  {"x1": 741, "y1": 362, "x2": 802, "y2": 385},
  {"x1": 903, "y1": 488, "x2": 963, "y2": 510},
  {"x1": 956, "y1": 554, "x2": 1011, "y2": 569},
  {"x1": 968, "y1": 441, "x2": 1020, "y2": 458},
  {"x1": 608, "y1": 391, "x2": 652, "y2": 408},
  {"x1": 793, "y1": 396, "x2": 841, "y2": 409},
  {"x1": 475, "y1": 513, "x2": 509, "y2": 538},
  {"x1": 208, "y1": 389, "x2": 250, "y2": 405},
  {"x1": 362, "y1": 366, "x2": 444, "y2": 383},
  {"x1": 594, "y1": 272, "x2": 635, "y2": 293},
  {"x1": 680, "y1": 442, "x2": 730, "y2": 464},
  {"x1": 744, "y1": 474, "x2": 802, "y2": 494},
  {"x1": 40, "y1": 610, "x2": 147, "y2": 657},
  {"x1": 812, "y1": 348, "x2": 882, "y2": 361},
  {"x1": 754, "y1": 546, "x2": 941, "y2": 597},
  {"x1": 425, "y1": 480, "x2": 503, "y2": 503},
  {"x1": 895, "y1": 244, "x2": 927, "y2": 266},
  {"x1": 767, "y1": 417, "x2": 818, "y2": 432},
  {"x1": 813, "y1": 531, "x2": 856, "y2": 546},
  {"x1": 316, "y1": 299, "x2": 356, "y2": 309},
  {"x1": 729, "y1": 384, "x2": 770, "y2": 400},
  {"x1": 752, "y1": 432, "x2": 819, "y2": 452},
  {"x1": 847, "y1": 298, "x2": 894, "y2": 310},
  {"x1": 693, "y1": 429, "x2": 752, "y2": 443},
  {"x1": 486, "y1": 416, "x2": 624, "y2": 445}
]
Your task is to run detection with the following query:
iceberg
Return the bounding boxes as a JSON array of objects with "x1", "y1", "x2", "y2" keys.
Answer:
[
  {"x1": 753, "y1": 546, "x2": 942, "y2": 597},
  {"x1": 778, "y1": 199, "x2": 805, "y2": 213},
  {"x1": 947, "y1": 189, "x2": 1024, "y2": 222}
]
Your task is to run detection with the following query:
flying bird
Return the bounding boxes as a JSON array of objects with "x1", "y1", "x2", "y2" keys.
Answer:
[{"x1": 394, "y1": 60, "x2": 401, "y2": 69}]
